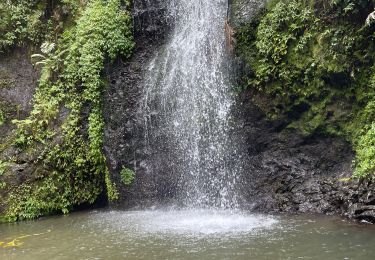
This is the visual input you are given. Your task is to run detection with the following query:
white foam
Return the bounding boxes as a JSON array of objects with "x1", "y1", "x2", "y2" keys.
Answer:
[{"x1": 91, "y1": 209, "x2": 278, "y2": 236}]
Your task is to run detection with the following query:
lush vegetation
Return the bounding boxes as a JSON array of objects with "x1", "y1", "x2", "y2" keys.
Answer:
[
  {"x1": 0, "y1": 0, "x2": 46, "y2": 51},
  {"x1": 235, "y1": 0, "x2": 374, "y2": 177},
  {"x1": 0, "y1": 0, "x2": 134, "y2": 221},
  {"x1": 0, "y1": 0, "x2": 83, "y2": 52}
]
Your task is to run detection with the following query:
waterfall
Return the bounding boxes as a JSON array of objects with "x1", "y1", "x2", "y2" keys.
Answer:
[{"x1": 138, "y1": 0, "x2": 244, "y2": 209}]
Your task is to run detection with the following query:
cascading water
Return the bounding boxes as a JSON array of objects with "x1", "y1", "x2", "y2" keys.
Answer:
[{"x1": 139, "y1": 0, "x2": 245, "y2": 209}]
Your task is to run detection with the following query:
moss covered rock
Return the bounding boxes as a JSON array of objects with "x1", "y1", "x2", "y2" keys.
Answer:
[
  {"x1": 0, "y1": 0, "x2": 134, "y2": 222},
  {"x1": 234, "y1": 0, "x2": 375, "y2": 178}
]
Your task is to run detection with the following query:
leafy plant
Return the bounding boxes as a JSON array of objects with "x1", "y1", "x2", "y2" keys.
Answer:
[
  {"x1": 0, "y1": 0, "x2": 87, "y2": 52},
  {"x1": 0, "y1": 161, "x2": 8, "y2": 189},
  {"x1": 0, "y1": 0, "x2": 46, "y2": 51},
  {"x1": 0, "y1": 109, "x2": 4, "y2": 126},
  {"x1": 355, "y1": 123, "x2": 375, "y2": 177},
  {"x1": 235, "y1": 0, "x2": 375, "y2": 178},
  {"x1": 2, "y1": 0, "x2": 134, "y2": 221},
  {"x1": 120, "y1": 167, "x2": 135, "y2": 186}
]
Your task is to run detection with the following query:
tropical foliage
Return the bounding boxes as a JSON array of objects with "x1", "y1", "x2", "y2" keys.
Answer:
[
  {"x1": 0, "y1": 0, "x2": 134, "y2": 221},
  {"x1": 235, "y1": 0, "x2": 375, "y2": 177}
]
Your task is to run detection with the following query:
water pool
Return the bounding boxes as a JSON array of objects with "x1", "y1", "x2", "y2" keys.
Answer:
[{"x1": 1, "y1": 209, "x2": 375, "y2": 259}]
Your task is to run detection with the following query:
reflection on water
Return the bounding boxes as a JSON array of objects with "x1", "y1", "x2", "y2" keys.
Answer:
[{"x1": 1, "y1": 209, "x2": 375, "y2": 260}]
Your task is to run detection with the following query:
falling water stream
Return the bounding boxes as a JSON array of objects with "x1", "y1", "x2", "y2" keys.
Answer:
[
  {"x1": 2, "y1": 1, "x2": 375, "y2": 259},
  {"x1": 140, "y1": 0, "x2": 243, "y2": 209}
]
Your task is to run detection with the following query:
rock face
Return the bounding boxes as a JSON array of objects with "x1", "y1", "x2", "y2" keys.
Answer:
[
  {"x1": 235, "y1": 90, "x2": 375, "y2": 223},
  {"x1": 229, "y1": 0, "x2": 265, "y2": 26},
  {"x1": 103, "y1": 0, "x2": 174, "y2": 207},
  {"x1": 229, "y1": 1, "x2": 375, "y2": 223},
  {"x1": 0, "y1": 49, "x2": 39, "y2": 140},
  {"x1": 0, "y1": 48, "x2": 40, "y2": 217}
]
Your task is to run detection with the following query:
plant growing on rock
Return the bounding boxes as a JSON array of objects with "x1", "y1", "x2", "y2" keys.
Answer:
[
  {"x1": 0, "y1": 161, "x2": 7, "y2": 189},
  {"x1": 235, "y1": 0, "x2": 375, "y2": 178},
  {"x1": 1, "y1": 0, "x2": 134, "y2": 221},
  {"x1": 120, "y1": 167, "x2": 135, "y2": 186}
]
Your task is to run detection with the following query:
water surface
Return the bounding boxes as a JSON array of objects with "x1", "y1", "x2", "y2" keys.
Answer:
[{"x1": 1, "y1": 209, "x2": 375, "y2": 259}]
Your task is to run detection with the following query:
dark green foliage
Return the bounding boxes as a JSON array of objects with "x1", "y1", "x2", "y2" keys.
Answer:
[
  {"x1": 120, "y1": 167, "x2": 135, "y2": 186},
  {"x1": 0, "y1": 0, "x2": 47, "y2": 51},
  {"x1": 327, "y1": 0, "x2": 372, "y2": 17},
  {"x1": 0, "y1": 0, "x2": 80, "y2": 52},
  {"x1": 235, "y1": 0, "x2": 375, "y2": 177},
  {"x1": 0, "y1": 110, "x2": 4, "y2": 126},
  {"x1": 1, "y1": 0, "x2": 134, "y2": 221}
]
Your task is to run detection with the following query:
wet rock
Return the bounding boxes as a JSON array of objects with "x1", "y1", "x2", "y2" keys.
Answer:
[
  {"x1": 227, "y1": 0, "x2": 375, "y2": 225},
  {"x1": 229, "y1": 0, "x2": 266, "y2": 26},
  {"x1": 228, "y1": 0, "x2": 375, "y2": 221},
  {"x1": 103, "y1": 0, "x2": 173, "y2": 207},
  {"x1": 235, "y1": 89, "x2": 375, "y2": 223},
  {"x1": 0, "y1": 48, "x2": 39, "y2": 112},
  {"x1": 132, "y1": 0, "x2": 171, "y2": 40},
  {"x1": 357, "y1": 210, "x2": 375, "y2": 223}
]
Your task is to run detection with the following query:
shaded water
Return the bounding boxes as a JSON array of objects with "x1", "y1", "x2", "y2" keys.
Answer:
[{"x1": 1, "y1": 209, "x2": 375, "y2": 260}]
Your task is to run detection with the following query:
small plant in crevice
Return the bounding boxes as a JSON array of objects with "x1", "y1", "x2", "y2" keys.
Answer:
[
  {"x1": 0, "y1": 109, "x2": 4, "y2": 126},
  {"x1": 120, "y1": 167, "x2": 135, "y2": 186}
]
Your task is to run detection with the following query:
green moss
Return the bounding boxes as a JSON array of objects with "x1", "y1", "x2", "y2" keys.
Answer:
[
  {"x1": 1, "y1": 0, "x2": 134, "y2": 221},
  {"x1": 235, "y1": 0, "x2": 375, "y2": 177}
]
